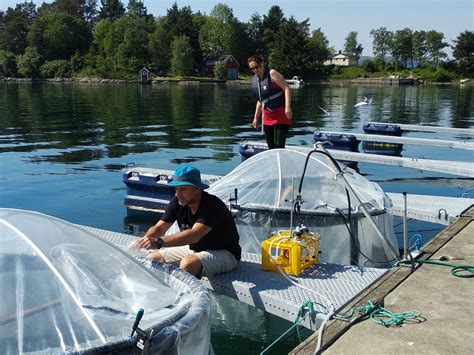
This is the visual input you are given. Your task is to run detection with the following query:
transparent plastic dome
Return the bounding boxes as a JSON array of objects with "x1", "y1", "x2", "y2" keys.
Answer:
[
  {"x1": 208, "y1": 149, "x2": 398, "y2": 266},
  {"x1": 0, "y1": 209, "x2": 210, "y2": 354},
  {"x1": 208, "y1": 149, "x2": 391, "y2": 214}
]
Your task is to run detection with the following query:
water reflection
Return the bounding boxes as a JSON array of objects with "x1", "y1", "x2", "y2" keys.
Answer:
[{"x1": 1, "y1": 83, "x2": 472, "y2": 166}]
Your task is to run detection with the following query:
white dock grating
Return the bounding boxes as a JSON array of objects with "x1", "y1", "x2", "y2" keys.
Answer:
[
  {"x1": 315, "y1": 130, "x2": 474, "y2": 150},
  {"x1": 388, "y1": 193, "x2": 474, "y2": 225},
  {"x1": 366, "y1": 122, "x2": 474, "y2": 135},
  {"x1": 242, "y1": 141, "x2": 474, "y2": 178},
  {"x1": 201, "y1": 253, "x2": 387, "y2": 330},
  {"x1": 82, "y1": 226, "x2": 388, "y2": 330}
]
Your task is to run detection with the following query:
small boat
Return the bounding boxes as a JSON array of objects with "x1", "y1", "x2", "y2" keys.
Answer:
[
  {"x1": 286, "y1": 76, "x2": 305, "y2": 88},
  {"x1": 123, "y1": 164, "x2": 221, "y2": 213}
]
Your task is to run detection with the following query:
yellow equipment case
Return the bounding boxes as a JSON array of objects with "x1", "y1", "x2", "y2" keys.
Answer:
[{"x1": 261, "y1": 227, "x2": 320, "y2": 276}]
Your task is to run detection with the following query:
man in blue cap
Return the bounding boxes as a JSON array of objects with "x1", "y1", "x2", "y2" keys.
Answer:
[{"x1": 137, "y1": 165, "x2": 241, "y2": 278}]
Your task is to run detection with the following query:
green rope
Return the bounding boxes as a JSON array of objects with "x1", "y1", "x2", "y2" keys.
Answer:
[
  {"x1": 335, "y1": 300, "x2": 421, "y2": 327},
  {"x1": 400, "y1": 259, "x2": 474, "y2": 278},
  {"x1": 260, "y1": 300, "x2": 326, "y2": 355},
  {"x1": 362, "y1": 300, "x2": 421, "y2": 327},
  {"x1": 294, "y1": 300, "x2": 316, "y2": 341}
]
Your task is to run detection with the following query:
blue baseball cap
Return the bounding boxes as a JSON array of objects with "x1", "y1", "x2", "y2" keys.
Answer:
[{"x1": 168, "y1": 165, "x2": 209, "y2": 189}]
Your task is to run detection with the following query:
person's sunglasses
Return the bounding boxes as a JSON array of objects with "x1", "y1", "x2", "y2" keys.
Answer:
[{"x1": 249, "y1": 64, "x2": 260, "y2": 71}]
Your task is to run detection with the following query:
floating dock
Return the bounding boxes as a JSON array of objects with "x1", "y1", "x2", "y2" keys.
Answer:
[
  {"x1": 291, "y1": 206, "x2": 474, "y2": 354},
  {"x1": 84, "y1": 206, "x2": 474, "y2": 354},
  {"x1": 387, "y1": 193, "x2": 473, "y2": 225},
  {"x1": 240, "y1": 141, "x2": 474, "y2": 178},
  {"x1": 365, "y1": 122, "x2": 474, "y2": 135},
  {"x1": 83, "y1": 226, "x2": 387, "y2": 331},
  {"x1": 314, "y1": 130, "x2": 474, "y2": 150}
]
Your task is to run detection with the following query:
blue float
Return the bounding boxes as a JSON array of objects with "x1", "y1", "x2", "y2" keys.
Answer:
[
  {"x1": 313, "y1": 132, "x2": 360, "y2": 152},
  {"x1": 362, "y1": 123, "x2": 403, "y2": 156}
]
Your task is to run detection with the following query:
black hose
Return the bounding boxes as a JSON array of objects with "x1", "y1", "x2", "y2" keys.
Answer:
[
  {"x1": 298, "y1": 149, "x2": 352, "y2": 221},
  {"x1": 336, "y1": 208, "x2": 398, "y2": 265}
]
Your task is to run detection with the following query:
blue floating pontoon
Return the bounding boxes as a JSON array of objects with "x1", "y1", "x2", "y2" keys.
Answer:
[
  {"x1": 363, "y1": 123, "x2": 402, "y2": 136},
  {"x1": 362, "y1": 123, "x2": 403, "y2": 156},
  {"x1": 313, "y1": 132, "x2": 360, "y2": 152}
]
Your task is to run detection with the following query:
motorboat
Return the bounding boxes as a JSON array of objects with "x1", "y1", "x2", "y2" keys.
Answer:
[{"x1": 286, "y1": 76, "x2": 305, "y2": 88}]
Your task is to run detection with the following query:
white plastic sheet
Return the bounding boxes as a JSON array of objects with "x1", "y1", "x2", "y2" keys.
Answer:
[{"x1": 0, "y1": 209, "x2": 211, "y2": 354}]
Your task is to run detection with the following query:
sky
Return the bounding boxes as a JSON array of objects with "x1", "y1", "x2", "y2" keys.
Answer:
[{"x1": 1, "y1": 0, "x2": 473, "y2": 57}]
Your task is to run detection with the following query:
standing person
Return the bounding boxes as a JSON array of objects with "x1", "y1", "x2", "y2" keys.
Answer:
[
  {"x1": 248, "y1": 55, "x2": 292, "y2": 149},
  {"x1": 136, "y1": 165, "x2": 241, "y2": 278}
]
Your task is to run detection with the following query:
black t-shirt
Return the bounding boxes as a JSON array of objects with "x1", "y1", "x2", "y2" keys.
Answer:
[{"x1": 161, "y1": 191, "x2": 241, "y2": 261}]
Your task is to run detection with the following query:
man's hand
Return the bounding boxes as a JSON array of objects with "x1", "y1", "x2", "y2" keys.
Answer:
[{"x1": 137, "y1": 235, "x2": 163, "y2": 250}]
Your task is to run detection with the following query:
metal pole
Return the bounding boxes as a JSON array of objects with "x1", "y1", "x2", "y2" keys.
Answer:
[{"x1": 403, "y1": 192, "x2": 408, "y2": 259}]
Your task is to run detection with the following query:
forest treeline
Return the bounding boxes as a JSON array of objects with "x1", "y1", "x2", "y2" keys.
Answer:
[{"x1": 1, "y1": 0, "x2": 473, "y2": 81}]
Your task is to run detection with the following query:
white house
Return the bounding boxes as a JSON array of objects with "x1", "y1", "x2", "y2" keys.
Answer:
[{"x1": 324, "y1": 51, "x2": 357, "y2": 66}]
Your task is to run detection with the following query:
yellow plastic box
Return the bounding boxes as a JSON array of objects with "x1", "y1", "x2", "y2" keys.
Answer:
[{"x1": 261, "y1": 230, "x2": 320, "y2": 276}]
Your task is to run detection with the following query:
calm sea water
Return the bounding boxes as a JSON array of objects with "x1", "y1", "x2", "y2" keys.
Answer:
[{"x1": 1, "y1": 82, "x2": 473, "y2": 354}]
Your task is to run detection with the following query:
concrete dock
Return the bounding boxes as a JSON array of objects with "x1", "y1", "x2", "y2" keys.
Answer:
[{"x1": 291, "y1": 206, "x2": 473, "y2": 354}]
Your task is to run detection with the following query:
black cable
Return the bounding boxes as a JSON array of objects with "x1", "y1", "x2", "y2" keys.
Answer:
[
  {"x1": 336, "y1": 208, "x2": 398, "y2": 265},
  {"x1": 298, "y1": 148, "x2": 397, "y2": 265},
  {"x1": 297, "y1": 148, "x2": 352, "y2": 221}
]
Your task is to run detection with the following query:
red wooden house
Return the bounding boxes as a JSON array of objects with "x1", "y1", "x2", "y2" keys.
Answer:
[{"x1": 201, "y1": 55, "x2": 239, "y2": 80}]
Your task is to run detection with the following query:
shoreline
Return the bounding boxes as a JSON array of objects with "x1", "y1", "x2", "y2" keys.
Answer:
[{"x1": 0, "y1": 77, "x2": 470, "y2": 86}]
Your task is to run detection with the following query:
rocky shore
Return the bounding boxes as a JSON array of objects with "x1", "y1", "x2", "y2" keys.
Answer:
[{"x1": 1, "y1": 76, "x2": 469, "y2": 86}]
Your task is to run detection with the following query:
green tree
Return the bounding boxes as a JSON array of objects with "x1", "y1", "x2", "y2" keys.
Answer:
[
  {"x1": 17, "y1": 46, "x2": 43, "y2": 77},
  {"x1": 452, "y1": 30, "x2": 474, "y2": 61},
  {"x1": 51, "y1": 0, "x2": 85, "y2": 18},
  {"x1": 127, "y1": 0, "x2": 149, "y2": 18},
  {"x1": 40, "y1": 59, "x2": 72, "y2": 77},
  {"x1": 214, "y1": 60, "x2": 227, "y2": 79},
  {"x1": 412, "y1": 30, "x2": 427, "y2": 65},
  {"x1": 27, "y1": 12, "x2": 92, "y2": 61},
  {"x1": 91, "y1": 14, "x2": 153, "y2": 76},
  {"x1": 308, "y1": 28, "x2": 331, "y2": 66},
  {"x1": 0, "y1": 2, "x2": 38, "y2": 54},
  {"x1": 391, "y1": 28, "x2": 413, "y2": 68},
  {"x1": 149, "y1": 4, "x2": 200, "y2": 73},
  {"x1": 261, "y1": 5, "x2": 285, "y2": 59},
  {"x1": 99, "y1": 0, "x2": 125, "y2": 20},
  {"x1": 370, "y1": 27, "x2": 393, "y2": 59},
  {"x1": 0, "y1": 50, "x2": 17, "y2": 76},
  {"x1": 170, "y1": 35, "x2": 194, "y2": 75},
  {"x1": 269, "y1": 17, "x2": 310, "y2": 77},
  {"x1": 344, "y1": 31, "x2": 363, "y2": 66},
  {"x1": 91, "y1": 18, "x2": 114, "y2": 57},
  {"x1": 246, "y1": 13, "x2": 264, "y2": 57},
  {"x1": 199, "y1": 4, "x2": 244, "y2": 60},
  {"x1": 452, "y1": 30, "x2": 474, "y2": 77},
  {"x1": 82, "y1": 0, "x2": 98, "y2": 25},
  {"x1": 115, "y1": 15, "x2": 152, "y2": 73},
  {"x1": 425, "y1": 30, "x2": 448, "y2": 67},
  {"x1": 148, "y1": 17, "x2": 172, "y2": 72}
]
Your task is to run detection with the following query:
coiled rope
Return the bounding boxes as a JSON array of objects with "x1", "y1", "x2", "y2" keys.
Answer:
[{"x1": 334, "y1": 300, "x2": 421, "y2": 327}]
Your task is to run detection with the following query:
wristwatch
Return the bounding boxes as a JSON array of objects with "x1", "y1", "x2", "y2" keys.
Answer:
[{"x1": 155, "y1": 237, "x2": 164, "y2": 249}]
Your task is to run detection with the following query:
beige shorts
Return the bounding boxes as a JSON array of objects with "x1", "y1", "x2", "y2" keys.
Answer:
[{"x1": 160, "y1": 245, "x2": 238, "y2": 277}]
